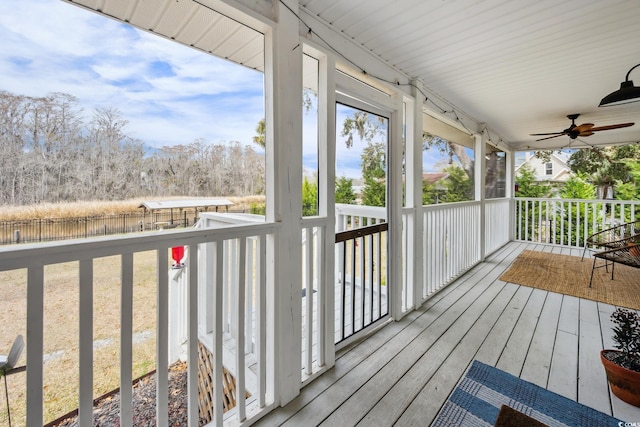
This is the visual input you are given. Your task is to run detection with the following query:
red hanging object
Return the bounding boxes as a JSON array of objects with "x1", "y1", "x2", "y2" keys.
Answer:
[{"x1": 171, "y1": 246, "x2": 185, "y2": 265}]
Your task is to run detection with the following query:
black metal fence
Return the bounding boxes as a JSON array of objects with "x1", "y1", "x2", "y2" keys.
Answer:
[
  {"x1": 334, "y1": 222, "x2": 389, "y2": 345},
  {"x1": 0, "y1": 210, "x2": 242, "y2": 245}
]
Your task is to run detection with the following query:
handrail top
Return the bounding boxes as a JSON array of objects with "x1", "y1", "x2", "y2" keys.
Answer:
[
  {"x1": 0, "y1": 221, "x2": 279, "y2": 271},
  {"x1": 516, "y1": 197, "x2": 640, "y2": 205}
]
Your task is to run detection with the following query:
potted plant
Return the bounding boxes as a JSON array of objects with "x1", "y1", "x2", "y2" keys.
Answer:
[{"x1": 600, "y1": 307, "x2": 640, "y2": 407}]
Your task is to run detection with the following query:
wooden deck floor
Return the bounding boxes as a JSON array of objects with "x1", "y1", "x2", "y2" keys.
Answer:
[{"x1": 254, "y1": 241, "x2": 640, "y2": 426}]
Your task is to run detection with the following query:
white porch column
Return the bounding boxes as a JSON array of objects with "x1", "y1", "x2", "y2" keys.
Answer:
[
  {"x1": 507, "y1": 149, "x2": 517, "y2": 241},
  {"x1": 389, "y1": 94, "x2": 405, "y2": 320},
  {"x1": 317, "y1": 50, "x2": 337, "y2": 369},
  {"x1": 264, "y1": 0, "x2": 303, "y2": 406},
  {"x1": 475, "y1": 133, "x2": 486, "y2": 261},
  {"x1": 408, "y1": 81, "x2": 424, "y2": 312}
]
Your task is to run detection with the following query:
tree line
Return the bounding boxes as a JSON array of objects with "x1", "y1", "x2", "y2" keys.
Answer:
[{"x1": 0, "y1": 91, "x2": 265, "y2": 206}]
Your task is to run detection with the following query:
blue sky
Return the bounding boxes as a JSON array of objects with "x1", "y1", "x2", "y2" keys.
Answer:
[
  {"x1": 0, "y1": 0, "x2": 454, "y2": 181},
  {"x1": 0, "y1": 0, "x2": 265, "y2": 149}
]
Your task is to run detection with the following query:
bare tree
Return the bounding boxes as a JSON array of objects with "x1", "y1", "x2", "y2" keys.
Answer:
[{"x1": 0, "y1": 90, "x2": 266, "y2": 207}]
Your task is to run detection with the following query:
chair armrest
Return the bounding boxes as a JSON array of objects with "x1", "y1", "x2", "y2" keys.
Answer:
[{"x1": 594, "y1": 243, "x2": 640, "y2": 267}]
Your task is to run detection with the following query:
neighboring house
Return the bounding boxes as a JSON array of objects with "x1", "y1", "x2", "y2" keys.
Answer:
[
  {"x1": 515, "y1": 151, "x2": 572, "y2": 183},
  {"x1": 422, "y1": 172, "x2": 449, "y2": 188}
]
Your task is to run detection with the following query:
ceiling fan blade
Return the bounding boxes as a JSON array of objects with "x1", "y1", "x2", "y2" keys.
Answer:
[
  {"x1": 535, "y1": 134, "x2": 564, "y2": 141},
  {"x1": 572, "y1": 123, "x2": 594, "y2": 133},
  {"x1": 589, "y1": 122, "x2": 635, "y2": 132},
  {"x1": 530, "y1": 132, "x2": 564, "y2": 136},
  {"x1": 578, "y1": 131, "x2": 594, "y2": 137}
]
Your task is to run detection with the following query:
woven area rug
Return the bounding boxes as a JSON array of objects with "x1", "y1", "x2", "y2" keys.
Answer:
[
  {"x1": 432, "y1": 360, "x2": 620, "y2": 427},
  {"x1": 499, "y1": 250, "x2": 640, "y2": 310}
]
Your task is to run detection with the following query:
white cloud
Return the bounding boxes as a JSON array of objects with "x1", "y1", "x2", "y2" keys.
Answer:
[
  {"x1": 0, "y1": 0, "x2": 265, "y2": 148},
  {"x1": 0, "y1": 0, "x2": 373, "y2": 175}
]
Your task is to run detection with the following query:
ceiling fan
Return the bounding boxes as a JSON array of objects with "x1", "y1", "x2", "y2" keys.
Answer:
[{"x1": 530, "y1": 114, "x2": 634, "y2": 141}]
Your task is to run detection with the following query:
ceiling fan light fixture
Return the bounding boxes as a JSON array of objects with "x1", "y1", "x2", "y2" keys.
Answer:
[{"x1": 599, "y1": 63, "x2": 640, "y2": 107}]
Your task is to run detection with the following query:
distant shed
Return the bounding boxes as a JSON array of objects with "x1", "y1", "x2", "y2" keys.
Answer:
[{"x1": 139, "y1": 199, "x2": 234, "y2": 229}]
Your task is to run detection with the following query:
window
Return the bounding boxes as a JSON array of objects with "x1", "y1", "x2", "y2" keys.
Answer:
[
  {"x1": 421, "y1": 114, "x2": 475, "y2": 204},
  {"x1": 302, "y1": 54, "x2": 319, "y2": 217},
  {"x1": 485, "y1": 146, "x2": 506, "y2": 198},
  {"x1": 545, "y1": 163, "x2": 553, "y2": 175},
  {"x1": 336, "y1": 102, "x2": 389, "y2": 208}
]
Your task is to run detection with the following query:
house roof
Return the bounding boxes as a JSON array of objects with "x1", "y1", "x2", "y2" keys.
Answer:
[
  {"x1": 139, "y1": 199, "x2": 234, "y2": 211},
  {"x1": 64, "y1": 0, "x2": 640, "y2": 151},
  {"x1": 422, "y1": 172, "x2": 448, "y2": 185}
]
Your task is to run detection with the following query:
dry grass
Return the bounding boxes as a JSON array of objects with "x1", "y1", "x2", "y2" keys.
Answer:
[
  {"x1": 226, "y1": 195, "x2": 265, "y2": 213},
  {"x1": 0, "y1": 251, "x2": 161, "y2": 426},
  {"x1": 0, "y1": 199, "x2": 143, "y2": 220},
  {"x1": 0, "y1": 195, "x2": 266, "y2": 425},
  {"x1": 0, "y1": 195, "x2": 266, "y2": 221}
]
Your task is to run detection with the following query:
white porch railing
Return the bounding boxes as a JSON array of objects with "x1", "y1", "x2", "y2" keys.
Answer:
[
  {"x1": 335, "y1": 204, "x2": 386, "y2": 231},
  {"x1": 422, "y1": 201, "x2": 483, "y2": 298},
  {"x1": 333, "y1": 205, "x2": 390, "y2": 348},
  {"x1": 485, "y1": 198, "x2": 512, "y2": 255},
  {"x1": 4, "y1": 196, "x2": 582, "y2": 425},
  {"x1": 300, "y1": 217, "x2": 329, "y2": 379},
  {"x1": 515, "y1": 197, "x2": 640, "y2": 247},
  {"x1": 334, "y1": 222, "x2": 389, "y2": 347},
  {"x1": 334, "y1": 200, "x2": 512, "y2": 316},
  {"x1": 0, "y1": 220, "x2": 276, "y2": 427},
  {"x1": 171, "y1": 212, "x2": 332, "y2": 390}
]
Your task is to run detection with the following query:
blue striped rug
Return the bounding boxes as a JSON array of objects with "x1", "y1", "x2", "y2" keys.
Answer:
[{"x1": 432, "y1": 360, "x2": 621, "y2": 427}]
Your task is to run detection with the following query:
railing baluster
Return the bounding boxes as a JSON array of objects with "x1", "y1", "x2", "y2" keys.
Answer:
[
  {"x1": 305, "y1": 227, "x2": 313, "y2": 375},
  {"x1": 120, "y1": 253, "x2": 133, "y2": 427},
  {"x1": 351, "y1": 237, "x2": 356, "y2": 335},
  {"x1": 187, "y1": 244, "x2": 199, "y2": 426},
  {"x1": 368, "y1": 233, "x2": 373, "y2": 324},
  {"x1": 340, "y1": 240, "x2": 346, "y2": 341},
  {"x1": 316, "y1": 227, "x2": 325, "y2": 367},
  {"x1": 377, "y1": 231, "x2": 382, "y2": 317},
  {"x1": 79, "y1": 259, "x2": 94, "y2": 426},
  {"x1": 222, "y1": 240, "x2": 230, "y2": 334},
  {"x1": 213, "y1": 241, "x2": 224, "y2": 425},
  {"x1": 257, "y1": 234, "x2": 266, "y2": 406},
  {"x1": 26, "y1": 265, "x2": 44, "y2": 427},
  {"x1": 157, "y1": 249, "x2": 169, "y2": 427},
  {"x1": 236, "y1": 238, "x2": 247, "y2": 421},
  {"x1": 360, "y1": 235, "x2": 365, "y2": 330},
  {"x1": 246, "y1": 238, "x2": 254, "y2": 355}
]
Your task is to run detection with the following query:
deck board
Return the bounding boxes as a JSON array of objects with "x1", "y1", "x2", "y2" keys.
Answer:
[
  {"x1": 340, "y1": 268, "x2": 509, "y2": 426},
  {"x1": 521, "y1": 291, "x2": 563, "y2": 387},
  {"x1": 392, "y1": 283, "x2": 520, "y2": 426},
  {"x1": 254, "y1": 242, "x2": 640, "y2": 426},
  {"x1": 547, "y1": 295, "x2": 579, "y2": 400},
  {"x1": 496, "y1": 288, "x2": 547, "y2": 377},
  {"x1": 578, "y1": 298, "x2": 611, "y2": 414}
]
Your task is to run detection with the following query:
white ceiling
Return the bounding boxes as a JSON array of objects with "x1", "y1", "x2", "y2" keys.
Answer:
[
  {"x1": 65, "y1": 0, "x2": 640, "y2": 152},
  {"x1": 300, "y1": 0, "x2": 640, "y2": 151}
]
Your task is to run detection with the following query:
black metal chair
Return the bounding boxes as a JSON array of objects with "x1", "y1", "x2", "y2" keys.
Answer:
[
  {"x1": 589, "y1": 243, "x2": 640, "y2": 287},
  {"x1": 582, "y1": 219, "x2": 640, "y2": 261}
]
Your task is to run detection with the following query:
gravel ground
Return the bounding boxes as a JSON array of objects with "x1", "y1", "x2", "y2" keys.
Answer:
[{"x1": 52, "y1": 362, "x2": 196, "y2": 426}]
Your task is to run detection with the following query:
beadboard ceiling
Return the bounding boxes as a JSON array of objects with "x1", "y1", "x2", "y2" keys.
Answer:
[{"x1": 65, "y1": 0, "x2": 640, "y2": 151}]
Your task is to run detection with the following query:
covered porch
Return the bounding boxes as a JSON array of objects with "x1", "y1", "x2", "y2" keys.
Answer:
[
  {"x1": 2, "y1": 0, "x2": 640, "y2": 426},
  {"x1": 255, "y1": 241, "x2": 640, "y2": 425},
  {"x1": 3, "y1": 200, "x2": 639, "y2": 426}
]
